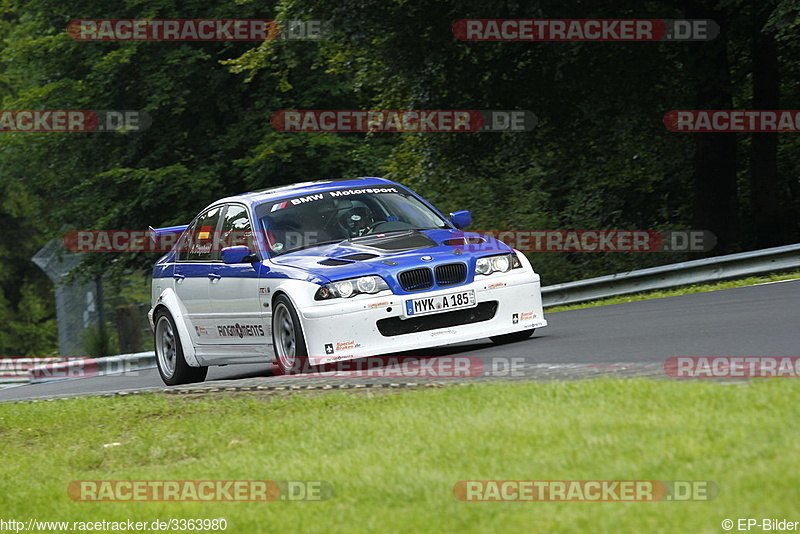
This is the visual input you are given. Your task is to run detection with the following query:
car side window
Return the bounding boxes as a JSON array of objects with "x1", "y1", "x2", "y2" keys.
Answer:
[
  {"x1": 177, "y1": 206, "x2": 223, "y2": 262},
  {"x1": 219, "y1": 204, "x2": 255, "y2": 251}
]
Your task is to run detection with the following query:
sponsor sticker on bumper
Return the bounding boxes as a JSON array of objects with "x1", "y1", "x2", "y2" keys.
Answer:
[{"x1": 404, "y1": 290, "x2": 476, "y2": 317}]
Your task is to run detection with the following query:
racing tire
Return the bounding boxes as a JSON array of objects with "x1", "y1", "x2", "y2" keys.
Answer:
[
  {"x1": 271, "y1": 294, "x2": 308, "y2": 376},
  {"x1": 490, "y1": 329, "x2": 535, "y2": 345},
  {"x1": 154, "y1": 309, "x2": 208, "y2": 386}
]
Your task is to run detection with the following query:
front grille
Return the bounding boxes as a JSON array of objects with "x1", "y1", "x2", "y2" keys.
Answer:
[
  {"x1": 398, "y1": 268, "x2": 434, "y2": 291},
  {"x1": 435, "y1": 263, "x2": 467, "y2": 286},
  {"x1": 377, "y1": 301, "x2": 498, "y2": 336}
]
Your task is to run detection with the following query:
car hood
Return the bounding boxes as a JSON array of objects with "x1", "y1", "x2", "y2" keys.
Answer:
[{"x1": 269, "y1": 229, "x2": 514, "y2": 283}]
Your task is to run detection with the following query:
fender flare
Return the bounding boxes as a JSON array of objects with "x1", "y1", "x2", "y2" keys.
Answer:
[
  {"x1": 269, "y1": 279, "x2": 320, "y2": 353},
  {"x1": 513, "y1": 248, "x2": 541, "y2": 283},
  {"x1": 151, "y1": 287, "x2": 202, "y2": 367}
]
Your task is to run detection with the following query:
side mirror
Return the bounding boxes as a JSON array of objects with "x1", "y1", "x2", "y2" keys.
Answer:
[
  {"x1": 222, "y1": 245, "x2": 257, "y2": 264},
  {"x1": 450, "y1": 210, "x2": 472, "y2": 229}
]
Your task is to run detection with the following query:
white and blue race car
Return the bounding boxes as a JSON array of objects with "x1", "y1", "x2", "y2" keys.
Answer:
[{"x1": 148, "y1": 177, "x2": 547, "y2": 385}]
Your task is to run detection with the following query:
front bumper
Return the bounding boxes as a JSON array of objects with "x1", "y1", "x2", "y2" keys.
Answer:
[{"x1": 297, "y1": 270, "x2": 546, "y2": 365}]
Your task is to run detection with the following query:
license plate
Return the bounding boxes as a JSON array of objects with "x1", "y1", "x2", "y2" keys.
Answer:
[{"x1": 404, "y1": 290, "x2": 476, "y2": 317}]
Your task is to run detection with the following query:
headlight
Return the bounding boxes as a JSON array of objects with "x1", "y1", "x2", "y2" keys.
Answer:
[
  {"x1": 315, "y1": 275, "x2": 389, "y2": 300},
  {"x1": 492, "y1": 255, "x2": 510, "y2": 272},
  {"x1": 336, "y1": 280, "x2": 354, "y2": 298},
  {"x1": 357, "y1": 276, "x2": 378, "y2": 293},
  {"x1": 475, "y1": 257, "x2": 493, "y2": 275},
  {"x1": 474, "y1": 253, "x2": 522, "y2": 275}
]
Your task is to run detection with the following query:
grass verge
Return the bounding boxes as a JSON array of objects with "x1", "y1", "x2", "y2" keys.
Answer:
[
  {"x1": 545, "y1": 270, "x2": 800, "y2": 313},
  {"x1": 1, "y1": 379, "x2": 798, "y2": 533}
]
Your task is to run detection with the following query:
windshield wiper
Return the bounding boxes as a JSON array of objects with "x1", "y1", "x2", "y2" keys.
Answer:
[{"x1": 347, "y1": 227, "x2": 443, "y2": 242}]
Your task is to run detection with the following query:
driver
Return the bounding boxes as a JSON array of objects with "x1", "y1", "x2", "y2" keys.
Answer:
[{"x1": 339, "y1": 205, "x2": 375, "y2": 237}]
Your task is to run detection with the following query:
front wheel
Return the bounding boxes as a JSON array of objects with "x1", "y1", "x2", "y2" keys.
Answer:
[
  {"x1": 154, "y1": 309, "x2": 208, "y2": 385},
  {"x1": 271, "y1": 294, "x2": 308, "y2": 375},
  {"x1": 490, "y1": 329, "x2": 535, "y2": 345}
]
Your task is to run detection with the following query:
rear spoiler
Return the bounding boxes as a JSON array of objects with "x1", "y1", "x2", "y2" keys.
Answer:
[{"x1": 148, "y1": 224, "x2": 189, "y2": 246}]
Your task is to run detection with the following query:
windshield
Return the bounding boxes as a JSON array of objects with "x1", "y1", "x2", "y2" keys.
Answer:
[{"x1": 256, "y1": 187, "x2": 449, "y2": 255}]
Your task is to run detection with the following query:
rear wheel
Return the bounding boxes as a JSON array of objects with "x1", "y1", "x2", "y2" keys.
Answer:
[
  {"x1": 271, "y1": 295, "x2": 308, "y2": 375},
  {"x1": 490, "y1": 329, "x2": 535, "y2": 345},
  {"x1": 154, "y1": 309, "x2": 208, "y2": 385}
]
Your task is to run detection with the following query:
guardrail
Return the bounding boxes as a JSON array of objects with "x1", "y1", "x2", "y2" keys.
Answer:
[
  {"x1": 0, "y1": 353, "x2": 156, "y2": 385},
  {"x1": 0, "y1": 357, "x2": 62, "y2": 384},
  {"x1": 28, "y1": 352, "x2": 156, "y2": 384},
  {"x1": 4, "y1": 244, "x2": 799, "y2": 384},
  {"x1": 541, "y1": 243, "x2": 800, "y2": 307}
]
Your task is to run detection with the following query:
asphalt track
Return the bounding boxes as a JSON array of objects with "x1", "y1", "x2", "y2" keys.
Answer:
[{"x1": 1, "y1": 279, "x2": 797, "y2": 402}]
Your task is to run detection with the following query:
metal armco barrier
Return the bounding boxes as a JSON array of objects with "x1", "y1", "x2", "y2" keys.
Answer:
[
  {"x1": 4, "y1": 244, "x2": 800, "y2": 385},
  {"x1": 28, "y1": 352, "x2": 155, "y2": 384},
  {"x1": 542, "y1": 243, "x2": 800, "y2": 307}
]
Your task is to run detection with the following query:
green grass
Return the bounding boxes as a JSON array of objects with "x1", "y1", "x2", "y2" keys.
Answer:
[
  {"x1": 545, "y1": 271, "x2": 800, "y2": 313},
  {"x1": 1, "y1": 379, "x2": 799, "y2": 533}
]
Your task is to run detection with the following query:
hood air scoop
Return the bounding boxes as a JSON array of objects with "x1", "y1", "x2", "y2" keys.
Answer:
[
  {"x1": 318, "y1": 252, "x2": 379, "y2": 266},
  {"x1": 317, "y1": 258, "x2": 354, "y2": 266},
  {"x1": 354, "y1": 231, "x2": 436, "y2": 251},
  {"x1": 339, "y1": 252, "x2": 380, "y2": 261},
  {"x1": 441, "y1": 236, "x2": 486, "y2": 246}
]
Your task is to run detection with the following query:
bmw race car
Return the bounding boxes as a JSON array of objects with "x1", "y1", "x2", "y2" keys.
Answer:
[{"x1": 148, "y1": 177, "x2": 547, "y2": 385}]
